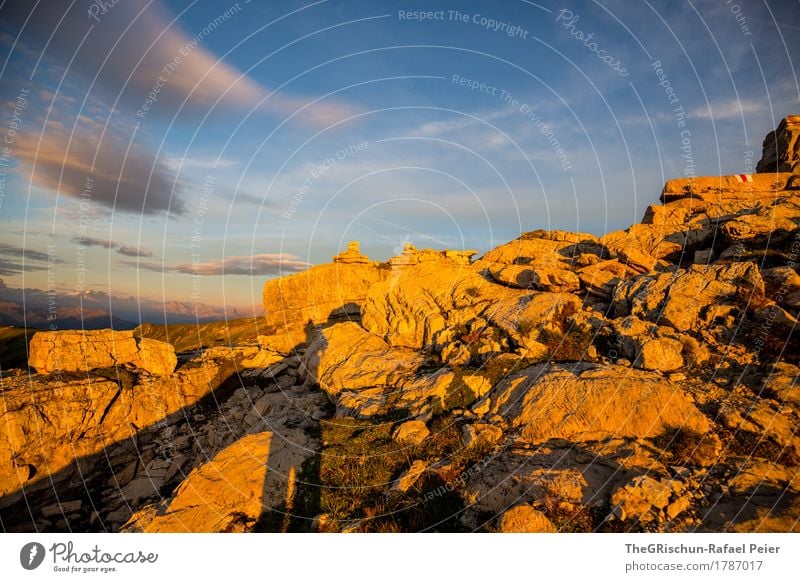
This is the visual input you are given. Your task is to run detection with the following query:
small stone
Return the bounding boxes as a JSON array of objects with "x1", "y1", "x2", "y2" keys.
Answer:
[
  {"x1": 392, "y1": 460, "x2": 428, "y2": 493},
  {"x1": 497, "y1": 505, "x2": 557, "y2": 533},
  {"x1": 666, "y1": 496, "x2": 691, "y2": 519},
  {"x1": 391, "y1": 420, "x2": 430, "y2": 445}
]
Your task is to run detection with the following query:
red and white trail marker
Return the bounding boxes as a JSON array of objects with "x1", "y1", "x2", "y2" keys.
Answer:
[{"x1": 735, "y1": 174, "x2": 753, "y2": 183}]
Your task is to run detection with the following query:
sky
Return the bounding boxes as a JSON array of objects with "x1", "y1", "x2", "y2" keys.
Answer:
[{"x1": 0, "y1": 0, "x2": 798, "y2": 319}]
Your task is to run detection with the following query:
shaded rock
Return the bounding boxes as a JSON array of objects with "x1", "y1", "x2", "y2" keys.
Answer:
[
  {"x1": 720, "y1": 401, "x2": 800, "y2": 457},
  {"x1": 463, "y1": 440, "x2": 666, "y2": 520},
  {"x1": 28, "y1": 330, "x2": 176, "y2": 376},
  {"x1": 757, "y1": 115, "x2": 800, "y2": 173},
  {"x1": 763, "y1": 362, "x2": 800, "y2": 406},
  {"x1": 610, "y1": 476, "x2": 684, "y2": 522},
  {"x1": 497, "y1": 505, "x2": 557, "y2": 533},
  {"x1": 0, "y1": 348, "x2": 240, "y2": 500},
  {"x1": 124, "y1": 430, "x2": 314, "y2": 532}
]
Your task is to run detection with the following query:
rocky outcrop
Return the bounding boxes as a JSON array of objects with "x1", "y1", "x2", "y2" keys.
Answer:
[
  {"x1": 757, "y1": 115, "x2": 800, "y2": 173},
  {"x1": 613, "y1": 262, "x2": 764, "y2": 332},
  {"x1": 476, "y1": 363, "x2": 709, "y2": 444},
  {"x1": 28, "y1": 330, "x2": 177, "y2": 376},
  {"x1": 262, "y1": 249, "x2": 387, "y2": 339},
  {"x1": 0, "y1": 348, "x2": 240, "y2": 501}
]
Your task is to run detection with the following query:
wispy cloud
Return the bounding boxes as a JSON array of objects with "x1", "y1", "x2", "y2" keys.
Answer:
[
  {"x1": 15, "y1": 120, "x2": 184, "y2": 215},
  {"x1": 0, "y1": 242, "x2": 58, "y2": 275},
  {"x1": 120, "y1": 253, "x2": 310, "y2": 276},
  {"x1": 3, "y1": 0, "x2": 358, "y2": 126},
  {"x1": 73, "y1": 236, "x2": 153, "y2": 257},
  {"x1": 691, "y1": 99, "x2": 765, "y2": 120}
]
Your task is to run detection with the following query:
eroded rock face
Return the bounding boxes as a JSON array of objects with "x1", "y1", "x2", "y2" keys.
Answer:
[
  {"x1": 757, "y1": 115, "x2": 800, "y2": 173},
  {"x1": 262, "y1": 261, "x2": 387, "y2": 335},
  {"x1": 613, "y1": 262, "x2": 764, "y2": 332},
  {"x1": 478, "y1": 363, "x2": 709, "y2": 443},
  {"x1": 28, "y1": 330, "x2": 177, "y2": 376},
  {"x1": 475, "y1": 230, "x2": 605, "y2": 293}
]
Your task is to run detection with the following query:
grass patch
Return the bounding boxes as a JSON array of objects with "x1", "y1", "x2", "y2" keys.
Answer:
[{"x1": 653, "y1": 427, "x2": 721, "y2": 467}]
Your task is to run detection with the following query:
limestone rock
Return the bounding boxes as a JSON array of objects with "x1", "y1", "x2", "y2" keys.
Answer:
[
  {"x1": 613, "y1": 262, "x2": 765, "y2": 332},
  {"x1": 757, "y1": 115, "x2": 800, "y2": 173},
  {"x1": 610, "y1": 476, "x2": 685, "y2": 522},
  {"x1": 763, "y1": 362, "x2": 800, "y2": 405},
  {"x1": 392, "y1": 460, "x2": 428, "y2": 493},
  {"x1": 392, "y1": 420, "x2": 430, "y2": 445},
  {"x1": 333, "y1": 241, "x2": 370, "y2": 264},
  {"x1": 638, "y1": 338, "x2": 684, "y2": 372},
  {"x1": 0, "y1": 348, "x2": 240, "y2": 500},
  {"x1": 362, "y1": 259, "x2": 520, "y2": 349},
  {"x1": 463, "y1": 440, "x2": 666, "y2": 520},
  {"x1": 480, "y1": 363, "x2": 709, "y2": 444},
  {"x1": 262, "y1": 261, "x2": 386, "y2": 332},
  {"x1": 475, "y1": 230, "x2": 605, "y2": 293},
  {"x1": 303, "y1": 322, "x2": 423, "y2": 395},
  {"x1": 497, "y1": 505, "x2": 557, "y2": 533},
  {"x1": 720, "y1": 401, "x2": 800, "y2": 457},
  {"x1": 28, "y1": 330, "x2": 176, "y2": 376}
]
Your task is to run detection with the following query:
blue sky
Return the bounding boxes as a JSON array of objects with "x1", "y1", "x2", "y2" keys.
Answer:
[{"x1": 0, "y1": 0, "x2": 798, "y2": 314}]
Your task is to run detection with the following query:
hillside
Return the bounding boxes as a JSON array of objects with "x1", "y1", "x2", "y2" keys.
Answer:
[{"x1": 0, "y1": 117, "x2": 799, "y2": 533}]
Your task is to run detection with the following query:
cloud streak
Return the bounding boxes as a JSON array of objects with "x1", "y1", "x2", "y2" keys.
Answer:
[
  {"x1": 4, "y1": 0, "x2": 358, "y2": 126},
  {"x1": 15, "y1": 121, "x2": 184, "y2": 215},
  {"x1": 73, "y1": 236, "x2": 153, "y2": 257},
  {"x1": 120, "y1": 253, "x2": 310, "y2": 277}
]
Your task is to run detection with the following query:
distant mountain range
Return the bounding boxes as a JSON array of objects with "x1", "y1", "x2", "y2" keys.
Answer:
[{"x1": 0, "y1": 279, "x2": 256, "y2": 330}]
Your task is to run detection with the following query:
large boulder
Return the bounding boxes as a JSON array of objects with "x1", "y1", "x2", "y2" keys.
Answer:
[
  {"x1": 262, "y1": 258, "x2": 386, "y2": 338},
  {"x1": 478, "y1": 363, "x2": 709, "y2": 443},
  {"x1": 303, "y1": 322, "x2": 423, "y2": 395},
  {"x1": 28, "y1": 330, "x2": 177, "y2": 376},
  {"x1": 474, "y1": 230, "x2": 605, "y2": 293}
]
